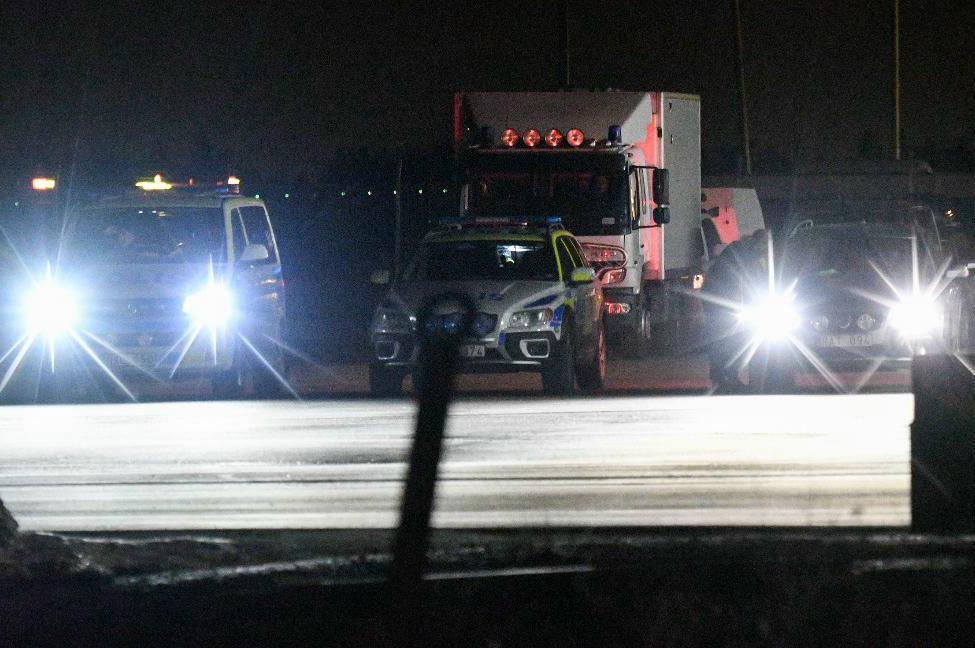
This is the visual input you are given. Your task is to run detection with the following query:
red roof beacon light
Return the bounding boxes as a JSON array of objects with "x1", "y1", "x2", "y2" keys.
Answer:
[
  {"x1": 500, "y1": 128, "x2": 520, "y2": 147},
  {"x1": 522, "y1": 129, "x2": 541, "y2": 148},
  {"x1": 545, "y1": 129, "x2": 563, "y2": 147},
  {"x1": 566, "y1": 128, "x2": 585, "y2": 147}
]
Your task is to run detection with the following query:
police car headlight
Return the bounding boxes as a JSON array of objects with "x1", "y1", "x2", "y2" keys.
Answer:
[
  {"x1": 508, "y1": 308, "x2": 554, "y2": 330},
  {"x1": 738, "y1": 293, "x2": 799, "y2": 341},
  {"x1": 24, "y1": 280, "x2": 79, "y2": 336},
  {"x1": 889, "y1": 296, "x2": 941, "y2": 340},
  {"x1": 372, "y1": 308, "x2": 412, "y2": 334},
  {"x1": 183, "y1": 283, "x2": 234, "y2": 327}
]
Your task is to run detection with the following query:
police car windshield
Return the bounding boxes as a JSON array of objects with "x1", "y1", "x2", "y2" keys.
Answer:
[
  {"x1": 64, "y1": 207, "x2": 226, "y2": 264},
  {"x1": 404, "y1": 239, "x2": 559, "y2": 281}
]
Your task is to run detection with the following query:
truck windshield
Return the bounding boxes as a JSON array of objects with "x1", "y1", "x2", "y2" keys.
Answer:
[
  {"x1": 63, "y1": 207, "x2": 227, "y2": 265},
  {"x1": 403, "y1": 239, "x2": 559, "y2": 281},
  {"x1": 467, "y1": 171, "x2": 628, "y2": 236}
]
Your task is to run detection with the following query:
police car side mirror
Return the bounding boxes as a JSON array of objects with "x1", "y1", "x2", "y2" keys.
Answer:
[
  {"x1": 370, "y1": 269, "x2": 391, "y2": 286},
  {"x1": 239, "y1": 243, "x2": 269, "y2": 264},
  {"x1": 569, "y1": 267, "x2": 596, "y2": 285}
]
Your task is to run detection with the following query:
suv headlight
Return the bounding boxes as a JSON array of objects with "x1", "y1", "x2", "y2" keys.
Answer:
[
  {"x1": 373, "y1": 308, "x2": 412, "y2": 334},
  {"x1": 738, "y1": 293, "x2": 799, "y2": 341},
  {"x1": 889, "y1": 296, "x2": 941, "y2": 339},
  {"x1": 24, "y1": 279, "x2": 79, "y2": 336},
  {"x1": 183, "y1": 283, "x2": 234, "y2": 327},
  {"x1": 508, "y1": 308, "x2": 554, "y2": 330}
]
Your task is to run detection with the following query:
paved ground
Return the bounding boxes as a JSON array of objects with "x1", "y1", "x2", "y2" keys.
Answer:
[{"x1": 0, "y1": 392, "x2": 912, "y2": 531}]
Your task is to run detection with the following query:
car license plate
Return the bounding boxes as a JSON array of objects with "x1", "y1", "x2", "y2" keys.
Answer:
[
  {"x1": 459, "y1": 345, "x2": 486, "y2": 358},
  {"x1": 110, "y1": 351, "x2": 159, "y2": 368},
  {"x1": 818, "y1": 333, "x2": 880, "y2": 348}
]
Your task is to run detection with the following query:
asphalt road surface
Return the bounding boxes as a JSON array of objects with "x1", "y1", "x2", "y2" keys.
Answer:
[{"x1": 1, "y1": 393, "x2": 912, "y2": 531}]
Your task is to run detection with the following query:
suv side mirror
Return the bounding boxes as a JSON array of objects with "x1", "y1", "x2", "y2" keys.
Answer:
[
  {"x1": 239, "y1": 243, "x2": 269, "y2": 264},
  {"x1": 569, "y1": 267, "x2": 596, "y2": 285},
  {"x1": 370, "y1": 269, "x2": 391, "y2": 286},
  {"x1": 653, "y1": 206, "x2": 671, "y2": 225}
]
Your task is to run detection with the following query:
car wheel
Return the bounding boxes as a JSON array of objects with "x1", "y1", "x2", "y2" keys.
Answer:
[
  {"x1": 370, "y1": 365, "x2": 404, "y2": 397},
  {"x1": 542, "y1": 328, "x2": 576, "y2": 395},
  {"x1": 576, "y1": 323, "x2": 607, "y2": 393}
]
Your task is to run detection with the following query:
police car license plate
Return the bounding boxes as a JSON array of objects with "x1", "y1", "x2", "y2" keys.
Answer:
[
  {"x1": 459, "y1": 345, "x2": 486, "y2": 358},
  {"x1": 818, "y1": 333, "x2": 880, "y2": 348}
]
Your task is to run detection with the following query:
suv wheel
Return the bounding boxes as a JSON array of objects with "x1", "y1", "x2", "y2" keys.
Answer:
[
  {"x1": 542, "y1": 328, "x2": 576, "y2": 395},
  {"x1": 212, "y1": 367, "x2": 244, "y2": 400},
  {"x1": 576, "y1": 323, "x2": 607, "y2": 393},
  {"x1": 370, "y1": 365, "x2": 404, "y2": 397}
]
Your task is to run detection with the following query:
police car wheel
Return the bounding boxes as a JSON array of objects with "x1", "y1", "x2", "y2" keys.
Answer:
[
  {"x1": 370, "y1": 365, "x2": 404, "y2": 397},
  {"x1": 542, "y1": 329, "x2": 576, "y2": 395},
  {"x1": 577, "y1": 324, "x2": 606, "y2": 393}
]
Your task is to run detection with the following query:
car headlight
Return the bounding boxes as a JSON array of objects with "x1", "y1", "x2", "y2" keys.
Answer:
[
  {"x1": 24, "y1": 279, "x2": 79, "y2": 336},
  {"x1": 888, "y1": 296, "x2": 941, "y2": 339},
  {"x1": 183, "y1": 283, "x2": 234, "y2": 327},
  {"x1": 373, "y1": 308, "x2": 412, "y2": 334},
  {"x1": 508, "y1": 308, "x2": 554, "y2": 330},
  {"x1": 738, "y1": 293, "x2": 799, "y2": 341}
]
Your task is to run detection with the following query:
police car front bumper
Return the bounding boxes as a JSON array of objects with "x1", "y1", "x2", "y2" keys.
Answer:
[{"x1": 372, "y1": 330, "x2": 565, "y2": 373}]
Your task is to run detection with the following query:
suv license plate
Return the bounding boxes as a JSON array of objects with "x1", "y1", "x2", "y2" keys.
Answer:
[
  {"x1": 459, "y1": 345, "x2": 486, "y2": 358},
  {"x1": 818, "y1": 333, "x2": 880, "y2": 348}
]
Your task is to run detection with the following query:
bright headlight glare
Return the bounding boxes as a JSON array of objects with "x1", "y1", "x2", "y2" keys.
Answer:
[
  {"x1": 889, "y1": 296, "x2": 940, "y2": 339},
  {"x1": 509, "y1": 308, "x2": 554, "y2": 330},
  {"x1": 25, "y1": 280, "x2": 79, "y2": 335},
  {"x1": 738, "y1": 293, "x2": 799, "y2": 341},
  {"x1": 183, "y1": 283, "x2": 234, "y2": 326}
]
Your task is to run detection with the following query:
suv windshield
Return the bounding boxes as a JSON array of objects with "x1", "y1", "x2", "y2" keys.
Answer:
[
  {"x1": 63, "y1": 207, "x2": 226, "y2": 264},
  {"x1": 403, "y1": 238, "x2": 559, "y2": 281},
  {"x1": 783, "y1": 229, "x2": 920, "y2": 281}
]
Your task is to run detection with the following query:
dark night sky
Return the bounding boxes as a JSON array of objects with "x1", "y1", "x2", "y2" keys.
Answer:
[{"x1": 2, "y1": 1, "x2": 974, "y2": 186}]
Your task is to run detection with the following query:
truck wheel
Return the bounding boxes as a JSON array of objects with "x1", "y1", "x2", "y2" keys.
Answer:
[
  {"x1": 576, "y1": 324, "x2": 607, "y2": 393},
  {"x1": 626, "y1": 307, "x2": 653, "y2": 357},
  {"x1": 542, "y1": 329, "x2": 576, "y2": 395},
  {"x1": 370, "y1": 365, "x2": 404, "y2": 397}
]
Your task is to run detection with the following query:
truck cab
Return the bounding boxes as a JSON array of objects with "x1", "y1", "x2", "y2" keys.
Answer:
[{"x1": 455, "y1": 91, "x2": 703, "y2": 354}]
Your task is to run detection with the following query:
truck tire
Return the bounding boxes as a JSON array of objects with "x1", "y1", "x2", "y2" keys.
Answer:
[
  {"x1": 370, "y1": 365, "x2": 404, "y2": 397},
  {"x1": 576, "y1": 324, "x2": 607, "y2": 393},
  {"x1": 542, "y1": 329, "x2": 576, "y2": 395},
  {"x1": 626, "y1": 307, "x2": 653, "y2": 357}
]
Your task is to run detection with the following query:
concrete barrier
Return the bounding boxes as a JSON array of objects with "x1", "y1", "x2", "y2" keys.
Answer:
[{"x1": 911, "y1": 354, "x2": 975, "y2": 533}]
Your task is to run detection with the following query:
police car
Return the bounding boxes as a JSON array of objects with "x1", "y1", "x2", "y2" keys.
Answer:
[
  {"x1": 4, "y1": 175, "x2": 287, "y2": 400},
  {"x1": 369, "y1": 218, "x2": 606, "y2": 395}
]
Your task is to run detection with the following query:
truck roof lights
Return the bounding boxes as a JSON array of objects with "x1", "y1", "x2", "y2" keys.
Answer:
[
  {"x1": 501, "y1": 128, "x2": 520, "y2": 147},
  {"x1": 545, "y1": 129, "x2": 563, "y2": 147},
  {"x1": 566, "y1": 128, "x2": 585, "y2": 147},
  {"x1": 522, "y1": 129, "x2": 541, "y2": 148},
  {"x1": 31, "y1": 177, "x2": 56, "y2": 191},
  {"x1": 227, "y1": 175, "x2": 240, "y2": 186},
  {"x1": 135, "y1": 174, "x2": 173, "y2": 191}
]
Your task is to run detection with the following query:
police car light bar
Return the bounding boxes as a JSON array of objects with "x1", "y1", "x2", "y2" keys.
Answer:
[
  {"x1": 135, "y1": 174, "x2": 173, "y2": 191},
  {"x1": 31, "y1": 177, "x2": 57, "y2": 191}
]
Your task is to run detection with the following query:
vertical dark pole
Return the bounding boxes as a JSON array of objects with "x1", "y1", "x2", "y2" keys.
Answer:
[
  {"x1": 389, "y1": 293, "x2": 475, "y2": 645},
  {"x1": 732, "y1": 0, "x2": 752, "y2": 175},
  {"x1": 558, "y1": 0, "x2": 570, "y2": 89},
  {"x1": 394, "y1": 157, "x2": 403, "y2": 278}
]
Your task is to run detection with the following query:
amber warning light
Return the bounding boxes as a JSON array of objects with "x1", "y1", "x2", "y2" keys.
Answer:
[{"x1": 32, "y1": 177, "x2": 56, "y2": 191}]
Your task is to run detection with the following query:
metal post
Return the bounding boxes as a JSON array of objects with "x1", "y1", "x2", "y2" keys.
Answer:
[
  {"x1": 393, "y1": 157, "x2": 403, "y2": 278},
  {"x1": 732, "y1": 0, "x2": 752, "y2": 175},
  {"x1": 894, "y1": 0, "x2": 902, "y2": 160}
]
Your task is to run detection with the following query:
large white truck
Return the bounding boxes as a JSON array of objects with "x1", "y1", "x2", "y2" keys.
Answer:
[{"x1": 454, "y1": 90, "x2": 707, "y2": 352}]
